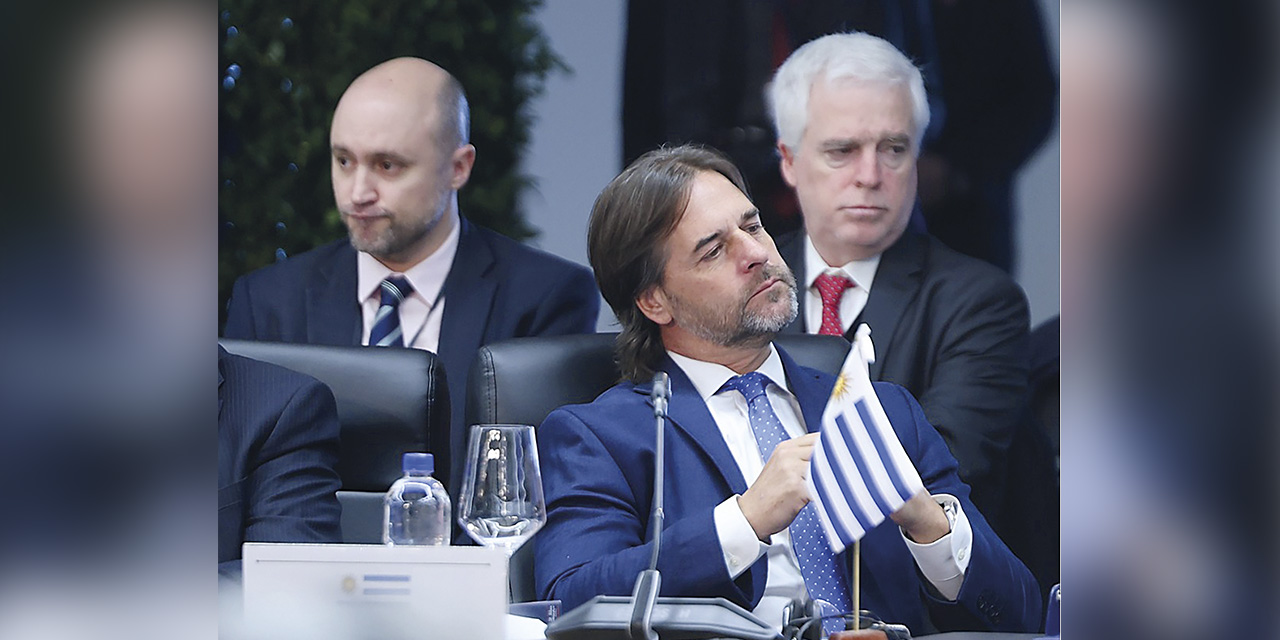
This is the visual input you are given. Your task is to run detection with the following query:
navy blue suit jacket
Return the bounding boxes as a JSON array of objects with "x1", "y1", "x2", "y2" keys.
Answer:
[
  {"x1": 218, "y1": 347, "x2": 342, "y2": 577},
  {"x1": 223, "y1": 218, "x2": 600, "y2": 491},
  {"x1": 534, "y1": 346, "x2": 1040, "y2": 633}
]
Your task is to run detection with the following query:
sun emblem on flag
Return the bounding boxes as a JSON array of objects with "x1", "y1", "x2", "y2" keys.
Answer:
[{"x1": 832, "y1": 372, "x2": 850, "y2": 400}]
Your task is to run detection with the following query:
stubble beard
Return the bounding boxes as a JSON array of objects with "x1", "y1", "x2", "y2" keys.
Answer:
[
  {"x1": 343, "y1": 203, "x2": 442, "y2": 264},
  {"x1": 670, "y1": 265, "x2": 800, "y2": 349}
]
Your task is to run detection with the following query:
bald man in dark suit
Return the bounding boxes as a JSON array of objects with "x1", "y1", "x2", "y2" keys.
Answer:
[{"x1": 224, "y1": 58, "x2": 599, "y2": 496}]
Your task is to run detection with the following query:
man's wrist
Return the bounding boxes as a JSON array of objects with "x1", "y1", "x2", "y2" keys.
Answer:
[
  {"x1": 735, "y1": 495, "x2": 771, "y2": 543},
  {"x1": 714, "y1": 495, "x2": 769, "y2": 579},
  {"x1": 899, "y1": 495, "x2": 953, "y2": 544}
]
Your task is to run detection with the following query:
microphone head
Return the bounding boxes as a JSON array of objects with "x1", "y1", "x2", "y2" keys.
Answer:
[
  {"x1": 651, "y1": 371, "x2": 670, "y2": 417},
  {"x1": 651, "y1": 371, "x2": 670, "y2": 401}
]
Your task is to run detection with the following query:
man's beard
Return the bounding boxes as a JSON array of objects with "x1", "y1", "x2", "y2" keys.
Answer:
[
  {"x1": 667, "y1": 264, "x2": 799, "y2": 349},
  {"x1": 342, "y1": 207, "x2": 438, "y2": 263}
]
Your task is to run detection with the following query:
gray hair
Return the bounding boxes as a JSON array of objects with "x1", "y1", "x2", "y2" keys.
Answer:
[{"x1": 767, "y1": 32, "x2": 930, "y2": 153}]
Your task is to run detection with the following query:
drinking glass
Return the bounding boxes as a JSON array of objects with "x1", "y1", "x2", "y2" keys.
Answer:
[{"x1": 456, "y1": 424, "x2": 546, "y2": 557}]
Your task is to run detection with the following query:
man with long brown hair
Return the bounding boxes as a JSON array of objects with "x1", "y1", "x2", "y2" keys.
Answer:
[{"x1": 535, "y1": 144, "x2": 1039, "y2": 634}]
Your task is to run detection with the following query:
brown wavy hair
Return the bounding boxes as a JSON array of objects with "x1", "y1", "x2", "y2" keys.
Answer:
[{"x1": 587, "y1": 144, "x2": 749, "y2": 382}]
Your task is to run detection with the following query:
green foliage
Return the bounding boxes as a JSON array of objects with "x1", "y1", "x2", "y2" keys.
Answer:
[{"x1": 218, "y1": 0, "x2": 564, "y2": 319}]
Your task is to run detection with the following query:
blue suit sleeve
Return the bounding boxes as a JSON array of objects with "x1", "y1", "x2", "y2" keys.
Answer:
[
  {"x1": 879, "y1": 382, "x2": 1042, "y2": 632},
  {"x1": 534, "y1": 407, "x2": 763, "y2": 611}
]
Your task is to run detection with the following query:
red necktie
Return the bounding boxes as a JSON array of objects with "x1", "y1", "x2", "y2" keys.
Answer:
[{"x1": 814, "y1": 272, "x2": 853, "y2": 336}]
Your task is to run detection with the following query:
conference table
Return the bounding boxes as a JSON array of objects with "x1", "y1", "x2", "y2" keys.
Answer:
[{"x1": 505, "y1": 616, "x2": 1048, "y2": 640}]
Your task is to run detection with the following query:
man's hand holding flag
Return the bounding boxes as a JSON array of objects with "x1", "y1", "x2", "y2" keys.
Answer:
[{"x1": 806, "y1": 325, "x2": 928, "y2": 554}]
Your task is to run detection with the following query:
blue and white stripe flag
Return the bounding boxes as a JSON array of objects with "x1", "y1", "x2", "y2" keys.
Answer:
[{"x1": 806, "y1": 325, "x2": 925, "y2": 553}]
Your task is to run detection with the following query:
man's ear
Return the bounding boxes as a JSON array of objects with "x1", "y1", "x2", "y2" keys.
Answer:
[
  {"x1": 450, "y1": 144, "x2": 476, "y2": 190},
  {"x1": 777, "y1": 141, "x2": 798, "y2": 188},
  {"x1": 636, "y1": 285, "x2": 673, "y2": 326}
]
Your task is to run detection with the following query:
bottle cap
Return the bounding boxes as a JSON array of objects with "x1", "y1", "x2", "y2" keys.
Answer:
[{"x1": 402, "y1": 452, "x2": 434, "y2": 475}]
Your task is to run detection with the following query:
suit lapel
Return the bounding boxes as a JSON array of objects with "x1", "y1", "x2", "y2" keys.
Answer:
[
  {"x1": 852, "y1": 233, "x2": 925, "y2": 379},
  {"x1": 776, "y1": 231, "x2": 807, "y2": 335},
  {"x1": 306, "y1": 241, "x2": 361, "y2": 345},
  {"x1": 777, "y1": 346, "x2": 833, "y2": 434},
  {"x1": 644, "y1": 359, "x2": 749, "y2": 495},
  {"x1": 437, "y1": 218, "x2": 498, "y2": 386},
  {"x1": 651, "y1": 349, "x2": 835, "y2": 493}
]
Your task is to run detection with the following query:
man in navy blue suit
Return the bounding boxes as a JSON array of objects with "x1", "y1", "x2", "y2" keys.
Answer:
[
  {"x1": 218, "y1": 347, "x2": 342, "y2": 578},
  {"x1": 534, "y1": 145, "x2": 1040, "y2": 634},
  {"x1": 223, "y1": 58, "x2": 599, "y2": 492}
]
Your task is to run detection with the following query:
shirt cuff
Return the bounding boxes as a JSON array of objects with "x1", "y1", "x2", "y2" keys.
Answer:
[
  {"x1": 899, "y1": 493, "x2": 973, "y2": 601},
  {"x1": 713, "y1": 495, "x2": 770, "y2": 579}
]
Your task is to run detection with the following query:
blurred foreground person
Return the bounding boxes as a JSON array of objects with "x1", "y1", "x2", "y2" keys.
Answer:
[
  {"x1": 1062, "y1": 2, "x2": 1279, "y2": 638},
  {"x1": 0, "y1": 2, "x2": 215, "y2": 638}
]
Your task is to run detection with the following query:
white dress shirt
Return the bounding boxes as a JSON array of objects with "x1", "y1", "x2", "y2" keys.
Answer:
[
  {"x1": 802, "y1": 234, "x2": 881, "y2": 336},
  {"x1": 356, "y1": 219, "x2": 460, "y2": 353},
  {"x1": 667, "y1": 345, "x2": 972, "y2": 630}
]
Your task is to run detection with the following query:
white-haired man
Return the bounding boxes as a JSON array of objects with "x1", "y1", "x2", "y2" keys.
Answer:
[{"x1": 769, "y1": 33, "x2": 1032, "y2": 529}]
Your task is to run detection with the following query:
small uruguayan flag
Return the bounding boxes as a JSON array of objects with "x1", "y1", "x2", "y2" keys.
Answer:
[{"x1": 807, "y1": 325, "x2": 926, "y2": 553}]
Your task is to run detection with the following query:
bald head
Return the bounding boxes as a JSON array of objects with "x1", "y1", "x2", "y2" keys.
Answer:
[
  {"x1": 329, "y1": 58, "x2": 477, "y2": 271},
  {"x1": 335, "y1": 57, "x2": 469, "y2": 153}
]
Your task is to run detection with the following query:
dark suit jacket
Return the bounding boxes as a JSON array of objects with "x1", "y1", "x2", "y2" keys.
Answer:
[
  {"x1": 534, "y1": 346, "x2": 1040, "y2": 633},
  {"x1": 222, "y1": 218, "x2": 600, "y2": 492},
  {"x1": 218, "y1": 347, "x2": 342, "y2": 577},
  {"x1": 777, "y1": 230, "x2": 1029, "y2": 523}
]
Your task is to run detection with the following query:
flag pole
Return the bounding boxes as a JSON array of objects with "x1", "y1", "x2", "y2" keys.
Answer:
[
  {"x1": 852, "y1": 539, "x2": 861, "y2": 631},
  {"x1": 853, "y1": 326, "x2": 867, "y2": 633}
]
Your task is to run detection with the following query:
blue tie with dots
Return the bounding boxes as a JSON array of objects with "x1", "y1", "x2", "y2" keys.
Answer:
[
  {"x1": 720, "y1": 372, "x2": 851, "y2": 634},
  {"x1": 368, "y1": 276, "x2": 413, "y2": 347}
]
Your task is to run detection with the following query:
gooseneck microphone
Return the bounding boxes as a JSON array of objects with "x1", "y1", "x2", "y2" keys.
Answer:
[
  {"x1": 627, "y1": 372, "x2": 670, "y2": 640},
  {"x1": 546, "y1": 370, "x2": 778, "y2": 640},
  {"x1": 647, "y1": 370, "x2": 670, "y2": 571}
]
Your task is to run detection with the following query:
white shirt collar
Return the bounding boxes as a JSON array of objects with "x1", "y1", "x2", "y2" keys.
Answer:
[
  {"x1": 667, "y1": 344, "x2": 791, "y2": 402},
  {"x1": 802, "y1": 233, "x2": 881, "y2": 293},
  {"x1": 356, "y1": 215, "x2": 461, "y2": 305}
]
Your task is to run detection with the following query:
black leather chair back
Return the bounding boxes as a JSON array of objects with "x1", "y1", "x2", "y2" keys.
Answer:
[
  {"x1": 466, "y1": 334, "x2": 618, "y2": 429},
  {"x1": 465, "y1": 332, "x2": 850, "y2": 601},
  {"x1": 466, "y1": 333, "x2": 849, "y2": 427},
  {"x1": 775, "y1": 333, "x2": 852, "y2": 377},
  {"x1": 220, "y1": 339, "x2": 450, "y2": 543}
]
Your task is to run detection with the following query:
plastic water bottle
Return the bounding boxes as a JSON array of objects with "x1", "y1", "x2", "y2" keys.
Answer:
[{"x1": 383, "y1": 452, "x2": 451, "y2": 545}]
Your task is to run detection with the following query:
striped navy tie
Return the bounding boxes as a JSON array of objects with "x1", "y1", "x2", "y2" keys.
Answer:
[{"x1": 369, "y1": 276, "x2": 413, "y2": 347}]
